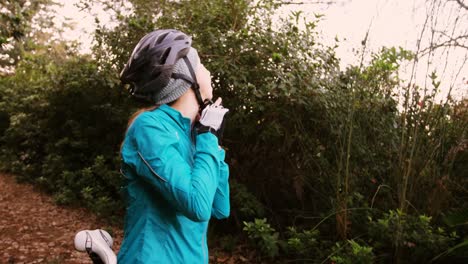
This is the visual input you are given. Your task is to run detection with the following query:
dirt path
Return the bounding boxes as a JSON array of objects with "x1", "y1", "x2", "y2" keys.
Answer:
[
  {"x1": 0, "y1": 173, "x2": 253, "y2": 264},
  {"x1": 0, "y1": 173, "x2": 123, "y2": 263}
]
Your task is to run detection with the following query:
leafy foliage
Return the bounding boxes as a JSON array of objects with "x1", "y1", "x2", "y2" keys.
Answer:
[
  {"x1": 330, "y1": 240, "x2": 375, "y2": 264},
  {"x1": 368, "y1": 209, "x2": 458, "y2": 263},
  {"x1": 284, "y1": 226, "x2": 320, "y2": 258},
  {"x1": 243, "y1": 218, "x2": 280, "y2": 258},
  {"x1": 0, "y1": 52, "x2": 129, "y2": 221},
  {"x1": 230, "y1": 180, "x2": 266, "y2": 220},
  {"x1": 0, "y1": 0, "x2": 57, "y2": 74}
]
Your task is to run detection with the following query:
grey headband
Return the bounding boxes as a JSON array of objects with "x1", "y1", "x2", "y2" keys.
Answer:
[{"x1": 152, "y1": 47, "x2": 200, "y2": 105}]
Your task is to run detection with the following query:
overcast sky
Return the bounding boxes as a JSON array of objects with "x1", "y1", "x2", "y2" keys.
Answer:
[{"x1": 54, "y1": 0, "x2": 467, "y2": 100}]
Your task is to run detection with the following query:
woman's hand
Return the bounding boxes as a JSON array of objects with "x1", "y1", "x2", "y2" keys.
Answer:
[
  {"x1": 195, "y1": 97, "x2": 229, "y2": 142},
  {"x1": 198, "y1": 98, "x2": 229, "y2": 131}
]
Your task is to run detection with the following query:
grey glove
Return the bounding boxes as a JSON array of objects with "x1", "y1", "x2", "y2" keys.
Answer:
[
  {"x1": 199, "y1": 103, "x2": 229, "y2": 130},
  {"x1": 195, "y1": 102, "x2": 229, "y2": 142}
]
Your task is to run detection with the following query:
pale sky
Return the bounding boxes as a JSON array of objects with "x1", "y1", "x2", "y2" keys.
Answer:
[{"x1": 54, "y1": 0, "x2": 467, "y2": 100}]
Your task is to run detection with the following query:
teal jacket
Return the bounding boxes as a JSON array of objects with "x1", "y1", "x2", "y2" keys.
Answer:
[{"x1": 117, "y1": 104, "x2": 230, "y2": 263}]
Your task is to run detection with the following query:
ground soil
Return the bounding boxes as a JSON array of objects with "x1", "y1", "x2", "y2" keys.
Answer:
[
  {"x1": 0, "y1": 173, "x2": 251, "y2": 264},
  {"x1": 0, "y1": 173, "x2": 123, "y2": 263}
]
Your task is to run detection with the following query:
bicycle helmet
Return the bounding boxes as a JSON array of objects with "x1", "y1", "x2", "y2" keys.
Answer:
[{"x1": 120, "y1": 29, "x2": 205, "y2": 106}]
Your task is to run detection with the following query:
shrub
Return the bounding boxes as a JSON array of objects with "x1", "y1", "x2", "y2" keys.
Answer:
[
  {"x1": 368, "y1": 209, "x2": 458, "y2": 263},
  {"x1": 243, "y1": 218, "x2": 280, "y2": 258},
  {"x1": 284, "y1": 226, "x2": 321, "y2": 259},
  {"x1": 0, "y1": 53, "x2": 128, "y2": 220},
  {"x1": 330, "y1": 240, "x2": 375, "y2": 264}
]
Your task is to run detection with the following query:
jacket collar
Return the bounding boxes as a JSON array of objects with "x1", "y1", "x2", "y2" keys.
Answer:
[{"x1": 159, "y1": 104, "x2": 192, "y2": 132}]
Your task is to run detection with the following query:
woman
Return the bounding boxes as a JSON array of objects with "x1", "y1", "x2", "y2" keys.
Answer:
[{"x1": 117, "y1": 29, "x2": 230, "y2": 263}]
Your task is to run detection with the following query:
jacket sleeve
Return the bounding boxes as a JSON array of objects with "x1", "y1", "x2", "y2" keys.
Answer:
[
  {"x1": 129, "y1": 116, "x2": 221, "y2": 222},
  {"x1": 211, "y1": 149, "x2": 230, "y2": 219}
]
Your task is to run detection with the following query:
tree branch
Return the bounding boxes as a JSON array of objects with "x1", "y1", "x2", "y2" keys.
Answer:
[
  {"x1": 453, "y1": 0, "x2": 468, "y2": 10},
  {"x1": 419, "y1": 31, "x2": 468, "y2": 56}
]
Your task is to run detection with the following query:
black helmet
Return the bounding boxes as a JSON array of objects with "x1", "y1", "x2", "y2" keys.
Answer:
[{"x1": 120, "y1": 29, "x2": 204, "y2": 106}]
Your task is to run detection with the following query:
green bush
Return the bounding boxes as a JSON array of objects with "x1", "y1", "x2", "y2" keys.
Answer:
[
  {"x1": 368, "y1": 209, "x2": 458, "y2": 263},
  {"x1": 243, "y1": 218, "x2": 280, "y2": 258},
  {"x1": 330, "y1": 240, "x2": 375, "y2": 264},
  {"x1": 284, "y1": 226, "x2": 321, "y2": 259},
  {"x1": 0, "y1": 52, "x2": 128, "y2": 220},
  {"x1": 230, "y1": 180, "x2": 266, "y2": 221}
]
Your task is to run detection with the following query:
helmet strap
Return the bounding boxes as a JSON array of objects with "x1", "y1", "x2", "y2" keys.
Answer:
[
  {"x1": 170, "y1": 56, "x2": 212, "y2": 114},
  {"x1": 171, "y1": 57, "x2": 209, "y2": 113},
  {"x1": 183, "y1": 57, "x2": 206, "y2": 108}
]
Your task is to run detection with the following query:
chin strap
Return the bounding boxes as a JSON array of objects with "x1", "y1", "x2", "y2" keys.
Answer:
[{"x1": 171, "y1": 57, "x2": 211, "y2": 113}]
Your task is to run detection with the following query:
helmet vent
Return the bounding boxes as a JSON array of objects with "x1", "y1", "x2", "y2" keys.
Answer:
[
  {"x1": 174, "y1": 35, "x2": 186, "y2": 41},
  {"x1": 160, "y1": 48, "x2": 171, "y2": 64},
  {"x1": 156, "y1": 32, "x2": 170, "y2": 45}
]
